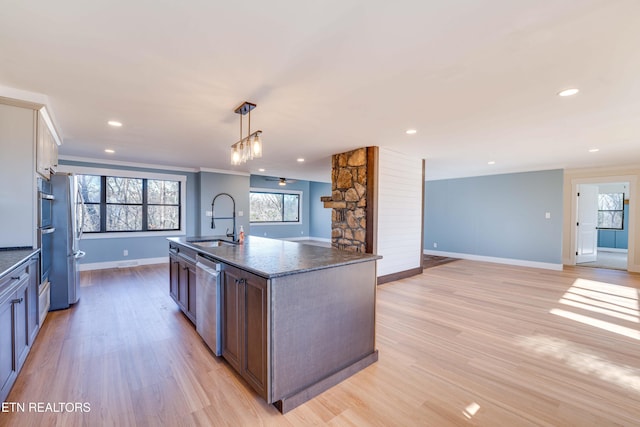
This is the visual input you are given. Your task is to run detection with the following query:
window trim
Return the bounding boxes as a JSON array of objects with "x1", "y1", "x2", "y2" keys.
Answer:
[
  {"x1": 249, "y1": 187, "x2": 303, "y2": 225},
  {"x1": 58, "y1": 165, "x2": 187, "y2": 239},
  {"x1": 597, "y1": 192, "x2": 625, "y2": 231}
]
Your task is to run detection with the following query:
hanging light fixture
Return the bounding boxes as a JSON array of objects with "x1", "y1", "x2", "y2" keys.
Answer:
[{"x1": 230, "y1": 101, "x2": 262, "y2": 165}]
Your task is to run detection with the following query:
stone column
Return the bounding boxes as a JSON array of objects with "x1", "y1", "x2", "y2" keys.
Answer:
[{"x1": 323, "y1": 147, "x2": 375, "y2": 253}]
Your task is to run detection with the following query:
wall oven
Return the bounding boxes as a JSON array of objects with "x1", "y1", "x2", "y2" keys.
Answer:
[
  {"x1": 37, "y1": 177, "x2": 54, "y2": 319},
  {"x1": 38, "y1": 180, "x2": 54, "y2": 229}
]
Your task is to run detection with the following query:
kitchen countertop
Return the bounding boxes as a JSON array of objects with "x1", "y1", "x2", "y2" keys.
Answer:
[
  {"x1": 168, "y1": 235, "x2": 381, "y2": 279},
  {"x1": 0, "y1": 247, "x2": 39, "y2": 281}
]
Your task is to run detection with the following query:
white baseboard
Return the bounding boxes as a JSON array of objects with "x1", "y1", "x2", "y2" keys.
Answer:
[
  {"x1": 423, "y1": 250, "x2": 563, "y2": 271},
  {"x1": 79, "y1": 256, "x2": 168, "y2": 271},
  {"x1": 597, "y1": 247, "x2": 628, "y2": 253}
]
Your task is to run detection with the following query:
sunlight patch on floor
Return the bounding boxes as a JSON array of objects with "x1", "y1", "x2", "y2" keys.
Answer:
[
  {"x1": 462, "y1": 402, "x2": 480, "y2": 419},
  {"x1": 551, "y1": 278, "x2": 639, "y2": 336},
  {"x1": 516, "y1": 335, "x2": 640, "y2": 393},
  {"x1": 550, "y1": 309, "x2": 640, "y2": 340}
]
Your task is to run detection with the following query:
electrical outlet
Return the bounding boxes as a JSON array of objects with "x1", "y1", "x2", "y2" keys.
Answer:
[
  {"x1": 123, "y1": 249, "x2": 128, "y2": 256},
  {"x1": 238, "y1": 211, "x2": 243, "y2": 217},
  {"x1": 264, "y1": 232, "x2": 267, "y2": 236},
  {"x1": 433, "y1": 242, "x2": 437, "y2": 248},
  {"x1": 205, "y1": 211, "x2": 213, "y2": 217},
  {"x1": 545, "y1": 212, "x2": 551, "y2": 219}
]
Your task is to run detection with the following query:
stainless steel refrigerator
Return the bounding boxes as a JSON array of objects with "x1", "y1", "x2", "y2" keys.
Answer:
[{"x1": 49, "y1": 173, "x2": 85, "y2": 310}]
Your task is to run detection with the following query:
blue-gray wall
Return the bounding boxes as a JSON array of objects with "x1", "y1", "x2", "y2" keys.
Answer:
[
  {"x1": 598, "y1": 203, "x2": 629, "y2": 249},
  {"x1": 424, "y1": 169, "x2": 564, "y2": 264},
  {"x1": 60, "y1": 159, "x2": 198, "y2": 265},
  {"x1": 309, "y1": 181, "x2": 332, "y2": 239},
  {"x1": 249, "y1": 175, "x2": 310, "y2": 239},
  {"x1": 60, "y1": 160, "x2": 332, "y2": 266},
  {"x1": 199, "y1": 172, "x2": 250, "y2": 238}
]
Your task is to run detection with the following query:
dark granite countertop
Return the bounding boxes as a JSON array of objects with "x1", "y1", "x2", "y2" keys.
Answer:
[
  {"x1": 168, "y1": 236, "x2": 381, "y2": 279},
  {"x1": 0, "y1": 247, "x2": 39, "y2": 281}
]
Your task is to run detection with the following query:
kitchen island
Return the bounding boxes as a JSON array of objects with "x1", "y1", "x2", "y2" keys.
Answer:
[{"x1": 167, "y1": 236, "x2": 380, "y2": 413}]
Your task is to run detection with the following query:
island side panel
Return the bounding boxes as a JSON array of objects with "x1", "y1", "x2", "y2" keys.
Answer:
[{"x1": 270, "y1": 260, "x2": 377, "y2": 403}]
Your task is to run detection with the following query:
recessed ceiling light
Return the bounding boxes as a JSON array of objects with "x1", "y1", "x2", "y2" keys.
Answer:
[
  {"x1": 108, "y1": 120, "x2": 123, "y2": 127},
  {"x1": 487, "y1": 161, "x2": 496, "y2": 165},
  {"x1": 588, "y1": 148, "x2": 600, "y2": 153},
  {"x1": 406, "y1": 129, "x2": 417, "y2": 135},
  {"x1": 104, "y1": 149, "x2": 115, "y2": 154},
  {"x1": 558, "y1": 88, "x2": 579, "y2": 97},
  {"x1": 297, "y1": 158, "x2": 305, "y2": 162},
  {"x1": 258, "y1": 168, "x2": 265, "y2": 172}
]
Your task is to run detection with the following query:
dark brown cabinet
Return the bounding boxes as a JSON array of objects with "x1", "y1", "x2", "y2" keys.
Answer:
[
  {"x1": 169, "y1": 253, "x2": 179, "y2": 302},
  {"x1": 221, "y1": 263, "x2": 269, "y2": 400},
  {"x1": 168, "y1": 245, "x2": 197, "y2": 323}
]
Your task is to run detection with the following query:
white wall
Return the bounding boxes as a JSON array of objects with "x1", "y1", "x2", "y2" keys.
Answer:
[{"x1": 375, "y1": 148, "x2": 423, "y2": 277}]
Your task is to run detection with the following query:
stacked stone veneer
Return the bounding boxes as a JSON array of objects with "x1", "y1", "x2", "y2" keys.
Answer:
[{"x1": 324, "y1": 147, "x2": 369, "y2": 253}]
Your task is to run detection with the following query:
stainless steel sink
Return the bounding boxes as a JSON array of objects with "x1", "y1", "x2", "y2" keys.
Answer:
[{"x1": 190, "y1": 240, "x2": 236, "y2": 248}]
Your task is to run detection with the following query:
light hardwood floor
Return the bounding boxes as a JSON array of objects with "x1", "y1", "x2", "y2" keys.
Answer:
[{"x1": 3, "y1": 261, "x2": 640, "y2": 426}]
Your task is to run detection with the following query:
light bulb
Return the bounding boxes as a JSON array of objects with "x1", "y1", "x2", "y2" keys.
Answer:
[
  {"x1": 231, "y1": 146, "x2": 241, "y2": 165},
  {"x1": 252, "y1": 133, "x2": 262, "y2": 158}
]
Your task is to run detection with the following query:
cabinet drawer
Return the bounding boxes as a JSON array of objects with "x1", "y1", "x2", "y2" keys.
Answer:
[{"x1": 0, "y1": 266, "x2": 28, "y2": 300}]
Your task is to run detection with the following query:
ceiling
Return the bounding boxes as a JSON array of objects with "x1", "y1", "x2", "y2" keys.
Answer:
[{"x1": 1, "y1": 0, "x2": 639, "y2": 183}]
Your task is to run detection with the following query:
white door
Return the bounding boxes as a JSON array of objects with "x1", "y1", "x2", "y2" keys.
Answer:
[{"x1": 576, "y1": 185, "x2": 599, "y2": 263}]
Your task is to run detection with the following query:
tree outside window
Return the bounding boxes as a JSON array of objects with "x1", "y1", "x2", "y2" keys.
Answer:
[
  {"x1": 250, "y1": 191, "x2": 300, "y2": 223},
  {"x1": 77, "y1": 174, "x2": 181, "y2": 233},
  {"x1": 597, "y1": 193, "x2": 624, "y2": 230}
]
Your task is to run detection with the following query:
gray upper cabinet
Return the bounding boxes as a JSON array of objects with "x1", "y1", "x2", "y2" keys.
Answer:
[
  {"x1": 0, "y1": 103, "x2": 36, "y2": 248},
  {"x1": 36, "y1": 109, "x2": 59, "y2": 180},
  {"x1": 0, "y1": 101, "x2": 61, "y2": 248}
]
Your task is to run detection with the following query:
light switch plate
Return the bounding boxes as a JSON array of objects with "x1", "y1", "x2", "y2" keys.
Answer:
[
  {"x1": 238, "y1": 211, "x2": 243, "y2": 217},
  {"x1": 206, "y1": 211, "x2": 212, "y2": 217},
  {"x1": 545, "y1": 212, "x2": 551, "y2": 219}
]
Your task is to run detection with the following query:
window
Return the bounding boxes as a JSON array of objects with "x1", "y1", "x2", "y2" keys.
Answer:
[
  {"x1": 250, "y1": 190, "x2": 301, "y2": 223},
  {"x1": 597, "y1": 193, "x2": 624, "y2": 230},
  {"x1": 78, "y1": 174, "x2": 181, "y2": 233}
]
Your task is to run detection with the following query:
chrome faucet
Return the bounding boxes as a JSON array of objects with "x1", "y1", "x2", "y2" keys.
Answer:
[{"x1": 211, "y1": 193, "x2": 237, "y2": 241}]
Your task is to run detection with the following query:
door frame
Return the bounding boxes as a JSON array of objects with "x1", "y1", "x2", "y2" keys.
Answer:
[
  {"x1": 575, "y1": 184, "x2": 599, "y2": 264},
  {"x1": 564, "y1": 171, "x2": 637, "y2": 272}
]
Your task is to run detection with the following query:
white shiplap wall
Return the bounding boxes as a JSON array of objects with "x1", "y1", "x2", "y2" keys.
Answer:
[{"x1": 376, "y1": 148, "x2": 423, "y2": 277}]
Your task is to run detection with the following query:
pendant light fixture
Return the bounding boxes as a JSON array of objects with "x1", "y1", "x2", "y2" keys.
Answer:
[{"x1": 230, "y1": 101, "x2": 263, "y2": 165}]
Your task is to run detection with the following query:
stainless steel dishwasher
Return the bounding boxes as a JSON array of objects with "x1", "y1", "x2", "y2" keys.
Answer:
[{"x1": 195, "y1": 254, "x2": 222, "y2": 356}]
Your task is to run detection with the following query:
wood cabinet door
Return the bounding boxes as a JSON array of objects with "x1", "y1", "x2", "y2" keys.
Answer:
[
  {"x1": 178, "y1": 260, "x2": 189, "y2": 310},
  {"x1": 221, "y1": 267, "x2": 242, "y2": 372},
  {"x1": 169, "y1": 254, "x2": 179, "y2": 303},
  {"x1": 186, "y1": 262, "x2": 197, "y2": 321},
  {"x1": 220, "y1": 264, "x2": 269, "y2": 400},
  {"x1": 243, "y1": 274, "x2": 268, "y2": 400},
  {"x1": 13, "y1": 280, "x2": 29, "y2": 372},
  {"x1": 0, "y1": 293, "x2": 16, "y2": 402}
]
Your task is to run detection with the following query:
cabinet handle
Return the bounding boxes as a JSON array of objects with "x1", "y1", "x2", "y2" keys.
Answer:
[
  {"x1": 11, "y1": 298, "x2": 23, "y2": 305},
  {"x1": 11, "y1": 276, "x2": 21, "y2": 280},
  {"x1": 235, "y1": 278, "x2": 246, "y2": 285}
]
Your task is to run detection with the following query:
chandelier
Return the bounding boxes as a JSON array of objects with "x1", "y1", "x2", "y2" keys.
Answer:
[{"x1": 230, "y1": 101, "x2": 262, "y2": 165}]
